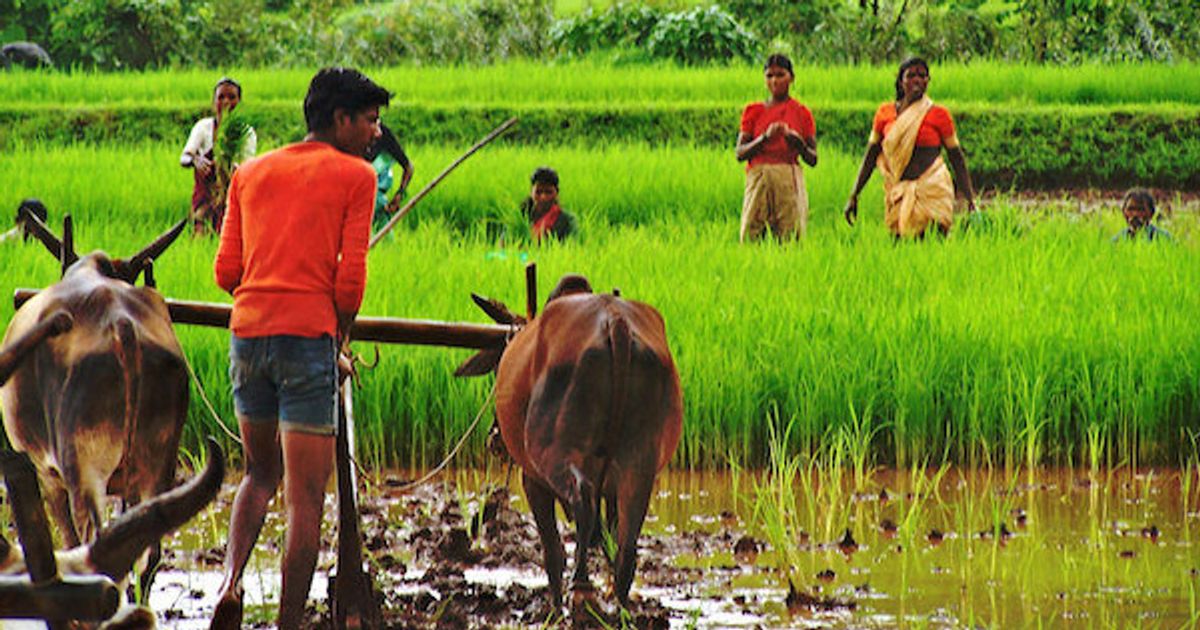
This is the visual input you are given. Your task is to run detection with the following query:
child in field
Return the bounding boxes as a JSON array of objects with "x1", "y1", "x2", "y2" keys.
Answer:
[
  {"x1": 521, "y1": 166, "x2": 576, "y2": 242},
  {"x1": 364, "y1": 123, "x2": 414, "y2": 232},
  {"x1": 1112, "y1": 189, "x2": 1171, "y2": 242}
]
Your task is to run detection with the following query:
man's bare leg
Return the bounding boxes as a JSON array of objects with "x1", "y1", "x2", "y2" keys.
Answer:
[
  {"x1": 277, "y1": 430, "x2": 335, "y2": 630},
  {"x1": 210, "y1": 419, "x2": 282, "y2": 630}
]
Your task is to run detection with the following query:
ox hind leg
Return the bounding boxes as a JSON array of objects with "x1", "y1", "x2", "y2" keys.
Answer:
[
  {"x1": 612, "y1": 466, "x2": 655, "y2": 607},
  {"x1": 524, "y1": 472, "x2": 565, "y2": 609},
  {"x1": 562, "y1": 461, "x2": 601, "y2": 602}
]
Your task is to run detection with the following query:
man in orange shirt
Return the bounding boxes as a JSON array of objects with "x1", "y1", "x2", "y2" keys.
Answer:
[{"x1": 210, "y1": 67, "x2": 388, "y2": 630}]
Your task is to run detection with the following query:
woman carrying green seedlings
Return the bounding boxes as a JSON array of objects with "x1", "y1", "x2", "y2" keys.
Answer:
[
  {"x1": 735, "y1": 53, "x2": 818, "y2": 242},
  {"x1": 180, "y1": 77, "x2": 257, "y2": 236},
  {"x1": 844, "y1": 57, "x2": 976, "y2": 238}
]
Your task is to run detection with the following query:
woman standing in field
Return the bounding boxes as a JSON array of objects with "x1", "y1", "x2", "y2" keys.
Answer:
[
  {"x1": 844, "y1": 58, "x2": 976, "y2": 238},
  {"x1": 735, "y1": 54, "x2": 818, "y2": 242},
  {"x1": 180, "y1": 77, "x2": 257, "y2": 236}
]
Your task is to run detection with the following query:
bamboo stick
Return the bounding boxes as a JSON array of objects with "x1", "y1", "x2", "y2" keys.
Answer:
[
  {"x1": 12, "y1": 291, "x2": 511, "y2": 350},
  {"x1": 369, "y1": 116, "x2": 518, "y2": 248}
]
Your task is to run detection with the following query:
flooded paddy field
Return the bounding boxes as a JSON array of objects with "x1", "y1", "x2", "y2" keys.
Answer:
[{"x1": 147, "y1": 466, "x2": 1199, "y2": 628}]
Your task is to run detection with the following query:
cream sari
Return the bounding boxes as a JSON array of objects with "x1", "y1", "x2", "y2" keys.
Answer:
[{"x1": 878, "y1": 96, "x2": 955, "y2": 237}]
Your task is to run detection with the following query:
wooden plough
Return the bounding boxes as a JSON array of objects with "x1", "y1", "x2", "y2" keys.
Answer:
[{"x1": 3, "y1": 117, "x2": 525, "y2": 628}]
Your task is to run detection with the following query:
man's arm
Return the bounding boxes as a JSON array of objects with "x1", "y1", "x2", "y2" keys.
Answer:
[
  {"x1": 213, "y1": 171, "x2": 245, "y2": 293},
  {"x1": 333, "y1": 169, "x2": 376, "y2": 341}
]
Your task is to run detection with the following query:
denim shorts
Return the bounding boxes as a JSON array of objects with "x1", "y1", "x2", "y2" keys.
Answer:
[{"x1": 229, "y1": 334, "x2": 337, "y2": 435}]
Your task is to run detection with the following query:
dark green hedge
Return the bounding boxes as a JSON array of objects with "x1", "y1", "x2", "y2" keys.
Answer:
[{"x1": 2, "y1": 102, "x2": 1197, "y2": 189}]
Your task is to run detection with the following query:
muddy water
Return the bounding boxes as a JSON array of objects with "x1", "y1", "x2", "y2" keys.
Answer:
[{"x1": 147, "y1": 467, "x2": 1198, "y2": 628}]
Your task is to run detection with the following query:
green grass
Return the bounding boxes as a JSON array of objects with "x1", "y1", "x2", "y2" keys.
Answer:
[
  {"x1": 5, "y1": 62, "x2": 1200, "y2": 109},
  {"x1": 2, "y1": 140, "x2": 1196, "y2": 469},
  {"x1": 0, "y1": 141, "x2": 880, "y2": 232}
]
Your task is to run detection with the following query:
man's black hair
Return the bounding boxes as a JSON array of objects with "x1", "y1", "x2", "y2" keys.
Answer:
[
  {"x1": 530, "y1": 166, "x2": 559, "y2": 188},
  {"x1": 214, "y1": 76, "x2": 242, "y2": 98},
  {"x1": 764, "y1": 53, "x2": 793, "y2": 76},
  {"x1": 365, "y1": 123, "x2": 410, "y2": 168},
  {"x1": 303, "y1": 67, "x2": 391, "y2": 134},
  {"x1": 895, "y1": 57, "x2": 930, "y2": 101},
  {"x1": 15, "y1": 198, "x2": 47, "y2": 225},
  {"x1": 1123, "y1": 188, "x2": 1157, "y2": 216}
]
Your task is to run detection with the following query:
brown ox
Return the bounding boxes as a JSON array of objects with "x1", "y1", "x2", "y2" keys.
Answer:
[
  {"x1": 1, "y1": 210, "x2": 188, "y2": 597},
  {"x1": 460, "y1": 274, "x2": 683, "y2": 609}
]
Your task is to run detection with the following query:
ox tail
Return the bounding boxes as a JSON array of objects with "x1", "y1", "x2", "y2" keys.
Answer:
[
  {"x1": 112, "y1": 316, "x2": 143, "y2": 501},
  {"x1": 88, "y1": 437, "x2": 225, "y2": 580},
  {"x1": 596, "y1": 307, "x2": 632, "y2": 528}
]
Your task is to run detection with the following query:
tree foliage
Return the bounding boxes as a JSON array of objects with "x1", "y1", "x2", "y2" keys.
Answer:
[{"x1": 2, "y1": 0, "x2": 1199, "y2": 68}]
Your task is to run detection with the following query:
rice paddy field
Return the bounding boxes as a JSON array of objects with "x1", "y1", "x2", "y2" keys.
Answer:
[{"x1": 2, "y1": 62, "x2": 1199, "y2": 628}]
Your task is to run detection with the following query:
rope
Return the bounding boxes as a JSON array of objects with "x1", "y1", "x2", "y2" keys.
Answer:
[
  {"x1": 182, "y1": 348, "x2": 497, "y2": 492},
  {"x1": 182, "y1": 350, "x2": 243, "y2": 447},
  {"x1": 387, "y1": 381, "x2": 497, "y2": 493}
]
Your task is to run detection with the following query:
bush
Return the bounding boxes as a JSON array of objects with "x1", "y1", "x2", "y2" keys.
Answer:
[
  {"x1": 49, "y1": 0, "x2": 190, "y2": 69},
  {"x1": 549, "y1": 3, "x2": 664, "y2": 56},
  {"x1": 718, "y1": 0, "x2": 832, "y2": 42},
  {"x1": 550, "y1": 4, "x2": 756, "y2": 65},
  {"x1": 333, "y1": 0, "x2": 552, "y2": 66},
  {"x1": 646, "y1": 6, "x2": 758, "y2": 65}
]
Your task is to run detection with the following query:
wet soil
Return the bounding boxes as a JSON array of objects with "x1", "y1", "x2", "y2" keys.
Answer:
[{"x1": 147, "y1": 467, "x2": 1198, "y2": 629}]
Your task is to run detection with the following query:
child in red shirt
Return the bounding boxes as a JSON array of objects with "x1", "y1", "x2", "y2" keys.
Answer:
[{"x1": 735, "y1": 54, "x2": 818, "y2": 242}]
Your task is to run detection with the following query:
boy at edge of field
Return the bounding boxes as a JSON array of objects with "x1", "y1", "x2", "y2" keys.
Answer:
[
  {"x1": 1112, "y1": 188, "x2": 1172, "y2": 243},
  {"x1": 521, "y1": 166, "x2": 576, "y2": 243}
]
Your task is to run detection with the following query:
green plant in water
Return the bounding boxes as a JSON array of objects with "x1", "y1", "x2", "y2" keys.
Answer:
[
  {"x1": 1086, "y1": 422, "x2": 1105, "y2": 483},
  {"x1": 841, "y1": 399, "x2": 885, "y2": 494},
  {"x1": 748, "y1": 410, "x2": 809, "y2": 588}
]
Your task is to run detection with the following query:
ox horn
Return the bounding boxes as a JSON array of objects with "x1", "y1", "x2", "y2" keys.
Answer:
[
  {"x1": 16, "y1": 204, "x2": 65, "y2": 263},
  {"x1": 60, "y1": 214, "x2": 78, "y2": 276},
  {"x1": 123, "y1": 218, "x2": 188, "y2": 284},
  {"x1": 0, "y1": 310, "x2": 73, "y2": 385},
  {"x1": 87, "y1": 437, "x2": 225, "y2": 580},
  {"x1": 470, "y1": 293, "x2": 526, "y2": 326}
]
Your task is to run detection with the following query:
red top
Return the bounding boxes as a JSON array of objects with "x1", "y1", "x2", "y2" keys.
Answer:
[
  {"x1": 872, "y1": 102, "x2": 956, "y2": 147},
  {"x1": 214, "y1": 142, "x2": 375, "y2": 338},
  {"x1": 740, "y1": 98, "x2": 815, "y2": 168}
]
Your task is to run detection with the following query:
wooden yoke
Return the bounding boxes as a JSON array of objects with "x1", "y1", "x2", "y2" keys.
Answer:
[
  {"x1": 11, "y1": 264, "x2": 539, "y2": 630},
  {"x1": 0, "y1": 451, "x2": 119, "y2": 626}
]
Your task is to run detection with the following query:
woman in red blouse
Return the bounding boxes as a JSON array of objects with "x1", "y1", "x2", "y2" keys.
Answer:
[
  {"x1": 843, "y1": 57, "x2": 977, "y2": 238},
  {"x1": 735, "y1": 54, "x2": 818, "y2": 242}
]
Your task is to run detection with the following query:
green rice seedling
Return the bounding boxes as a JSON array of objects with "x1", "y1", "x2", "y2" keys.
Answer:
[
  {"x1": 895, "y1": 460, "x2": 949, "y2": 542},
  {"x1": 4, "y1": 62, "x2": 1200, "y2": 109},
  {"x1": 1086, "y1": 422, "x2": 1106, "y2": 483},
  {"x1": 840, "y1": 400, "x2": 885, "y2": 493},
  {"x1": 4, "y1": 142, "x2": 1200, "y2": 469},
  {"x1": 748, "y1": 410, "x2": 809, "y2": 587}
]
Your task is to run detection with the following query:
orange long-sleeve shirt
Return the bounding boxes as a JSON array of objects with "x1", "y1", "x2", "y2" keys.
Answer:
[{"x1": 214, "y1": 142, "x2": 375, "y2": 338}]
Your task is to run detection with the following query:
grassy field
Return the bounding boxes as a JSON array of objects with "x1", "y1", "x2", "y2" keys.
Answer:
[
  {"x1": 1, "y1": 140, "x2": 1196, "y2": 469},
  {"x1": 0, "y1": 142, "x2": 880, "y2": 231},
  {"x1": 6, "y1": 62, "x2": 1200, "y2": 109}
]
